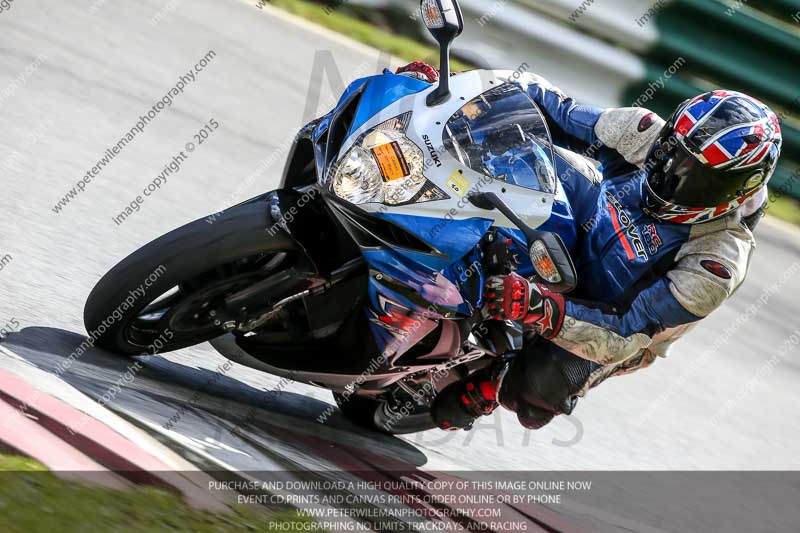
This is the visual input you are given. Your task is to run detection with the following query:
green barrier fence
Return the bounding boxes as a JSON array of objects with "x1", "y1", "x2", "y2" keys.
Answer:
[{"x1": 624, "y1": 0, "x2": 800, "y2": 198}]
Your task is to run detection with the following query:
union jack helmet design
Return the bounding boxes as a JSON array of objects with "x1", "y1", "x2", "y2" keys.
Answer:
[{"x1": 643, "y1": 90, "x2": 781, "y2": 224}]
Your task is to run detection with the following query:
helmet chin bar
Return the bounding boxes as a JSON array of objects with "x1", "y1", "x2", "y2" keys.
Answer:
[
  {"x1": 642, "y1": 176, "x2": 763, "y2": 225},
  {"x1": 643, "y1": 89, "x2": 781, "y2": 224}
]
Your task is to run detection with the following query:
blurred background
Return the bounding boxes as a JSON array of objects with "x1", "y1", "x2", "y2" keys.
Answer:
[
  {"x1": 275, "y1": 0, "x2": 800, "y2": 222},
  {"x1": 0, "y1": 1, "x2": 798, "y2": 529}
]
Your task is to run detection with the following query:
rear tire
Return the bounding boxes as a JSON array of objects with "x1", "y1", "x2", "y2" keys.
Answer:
[
  {"x1": 333, "y1": 392, "x2": 437, "y2": 435},
  {"x1": 84, "y1": 202, "x2": 299, "y2": 355}
]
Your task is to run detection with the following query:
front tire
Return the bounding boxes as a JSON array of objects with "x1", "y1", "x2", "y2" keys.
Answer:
[{"x1": 84, "y1": 202, "x2": 300, "y2": 355}]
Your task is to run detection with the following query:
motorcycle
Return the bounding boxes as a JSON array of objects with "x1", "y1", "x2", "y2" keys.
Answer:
[{"x1": 84, "y1": 0, "x2": 581, "y2": 434}]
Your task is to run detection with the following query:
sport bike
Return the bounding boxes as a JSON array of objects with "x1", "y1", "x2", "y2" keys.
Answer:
[{"x1": 85, "y1": 0, "x2": 581, "y2": 434}]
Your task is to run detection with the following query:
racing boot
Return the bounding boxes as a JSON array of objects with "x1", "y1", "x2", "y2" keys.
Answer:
[{"x1": 430, "y1": 364, "x2": 507, "y2": 430}]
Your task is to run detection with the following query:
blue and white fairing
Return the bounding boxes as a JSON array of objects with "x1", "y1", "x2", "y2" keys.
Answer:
[{"x1": 313, "y1": 69, "x2": 577, "y2": 358}]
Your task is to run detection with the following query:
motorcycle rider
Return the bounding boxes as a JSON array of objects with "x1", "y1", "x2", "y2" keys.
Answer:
[{"x1": 395, "y1": 62, "x2": 783, "y2": 431}]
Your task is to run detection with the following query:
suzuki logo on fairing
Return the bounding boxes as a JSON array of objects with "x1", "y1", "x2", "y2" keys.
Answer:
[
  {"x1": 422, "y1": 134, "x2": 441, "y2": 167},
  {"x1": 605, "y1": 192, "x2": 648, "y2": 260}
]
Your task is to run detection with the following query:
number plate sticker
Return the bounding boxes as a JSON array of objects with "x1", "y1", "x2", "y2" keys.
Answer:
[
  {"x1": 446, "y1": 170, "x2": 471, "y2": 198},
  {"x1": 371, "y1": 142, "x2": 410, "y2": 181}
]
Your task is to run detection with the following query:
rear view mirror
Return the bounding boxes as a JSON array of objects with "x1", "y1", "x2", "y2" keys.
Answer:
[
  {"x1": 420, "y1": 0, "x2": 464, "y2": 106},
  {"x1": 421, "y1": 0, "x2": 463, "y2": 41}
]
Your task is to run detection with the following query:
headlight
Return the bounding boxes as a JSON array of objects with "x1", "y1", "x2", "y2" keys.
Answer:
[
  {"x1": 331, "y1": 113, "x2": 433, "y2": 205},
  {"x1": 332, "y1": 146, "x2": 383, "y2": 204}
]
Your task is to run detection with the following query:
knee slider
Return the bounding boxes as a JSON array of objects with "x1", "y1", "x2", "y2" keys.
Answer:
[{"x1": 499, "y1": 342, "x2": 601, "y2": 416}]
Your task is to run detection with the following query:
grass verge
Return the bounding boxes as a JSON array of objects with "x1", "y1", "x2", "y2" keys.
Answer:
[
  {"x1": 0, "y1": 454, "x2": 308, "y2": 533},
  {"x1": 765, "y1": 196, "x2": 800, "y2": 226},
  {"x1": 268, "y1": 0, "x2": 472, "y2": 71}
]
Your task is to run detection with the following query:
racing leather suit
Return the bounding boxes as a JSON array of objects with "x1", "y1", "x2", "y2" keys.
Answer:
[{"x1": 492, "y1": 74, "x2": 760, "y2": 427}]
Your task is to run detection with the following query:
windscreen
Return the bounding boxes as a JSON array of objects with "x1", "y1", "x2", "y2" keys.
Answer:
[{"x1": 442, "y1": 83, "x2": 556, "y2": 193}]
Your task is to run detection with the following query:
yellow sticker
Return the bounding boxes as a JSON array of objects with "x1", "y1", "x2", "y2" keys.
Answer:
[
  {"x1": 446, "y1": 170, "x2": 471, "y2": 198},
  {"x1": 371, "y1": 142, "x2": 410, "y2": 182},
  {"x1": 461, "y1": 101, "x2": 484, "y2": 120}
]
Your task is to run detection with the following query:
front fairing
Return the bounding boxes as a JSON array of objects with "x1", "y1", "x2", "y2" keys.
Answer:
[
  {"x1": 312, "y1": 70, "x2": 430, "y2": 145},
  {"x1": 311, "y1": 69, "x2": 576, "y2": 334},
  {"x1": 315, "y1": 69, "x2": 563, "y2": 242}
]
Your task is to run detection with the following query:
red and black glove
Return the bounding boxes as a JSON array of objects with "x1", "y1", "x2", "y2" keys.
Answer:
[
  {"x1": 395, "y1": 61, "x2": 439, "y2": 84},
  {"x1": 484, "y1": 273, "x2": 566, "y2": 339},
  {"x1": 431, "y1": 367, "x2": 500, "y2": 431}
]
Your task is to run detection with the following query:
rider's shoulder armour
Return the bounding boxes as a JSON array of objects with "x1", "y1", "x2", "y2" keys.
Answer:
[{"x1": 666, "y1": 212, "x2": 755, "y2": 317}]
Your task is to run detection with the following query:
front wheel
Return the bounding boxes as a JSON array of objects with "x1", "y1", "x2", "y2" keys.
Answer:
[{"x1": 84, "y1": 202, "x2": 305, "y2": 355}]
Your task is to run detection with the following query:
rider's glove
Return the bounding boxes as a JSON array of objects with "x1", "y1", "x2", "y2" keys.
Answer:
[
  {"x1": 484, "y1": 273, "x2": 566, "y2": 339},
  {"x1": 395, "y1": 61, "x2": 439, "y2": 84}
]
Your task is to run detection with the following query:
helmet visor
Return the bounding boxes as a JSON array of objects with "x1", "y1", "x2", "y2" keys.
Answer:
[{"x1": 648, "y1": 139, "x2": 766, "y2": 208}]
